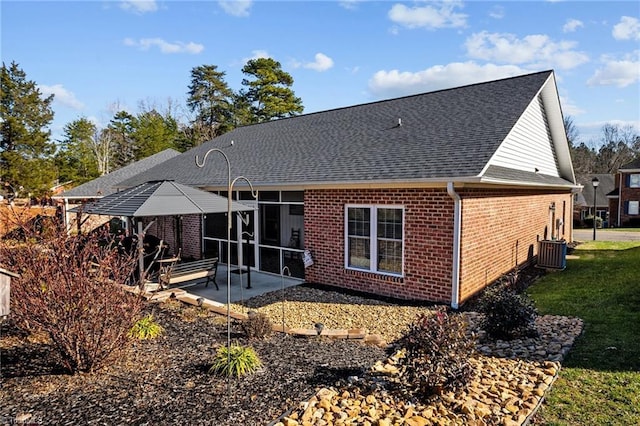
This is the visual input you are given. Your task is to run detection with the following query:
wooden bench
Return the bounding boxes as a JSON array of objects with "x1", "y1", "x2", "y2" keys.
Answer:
[{"x1": 157, "y1": 257, "x2": 219, "y2": 290}]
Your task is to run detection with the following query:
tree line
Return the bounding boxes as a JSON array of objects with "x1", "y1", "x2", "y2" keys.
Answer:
[
  {"x1": 1, "y1": 60, "x2": 303, "y2": 197},
  {"x1": 565, "y1": 116, "x2": 640, "y2": 177},
  {"x1": 2, "y1": 59, "x2": 639, "y2": 198}
]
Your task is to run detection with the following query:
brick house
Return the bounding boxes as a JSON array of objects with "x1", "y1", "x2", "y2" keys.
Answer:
[
  {"x1": 608, "y1": 158, "x2": 640, "y2": 227},
  {"x1": 118, "y1": 70, "x2": 577, "y2": 307}
]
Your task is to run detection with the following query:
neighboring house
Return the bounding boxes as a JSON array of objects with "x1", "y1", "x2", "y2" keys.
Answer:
[
  {"x1": 53, "y1": 149, "x2": 180, "y2": 232},
  {"x1": 608, "y1": 158, "x2": 640, "y2": 227},
  {"x1": 574, "y1": 174, "x2": 615, "y2": 227},
  {"x1": 110, "y1": 70, "x2": 577, "y2": 307}
]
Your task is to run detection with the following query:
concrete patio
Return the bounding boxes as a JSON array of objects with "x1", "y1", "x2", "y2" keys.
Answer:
[{"x1": 166, "y1": 264, "x2": 303, "y2": 305}]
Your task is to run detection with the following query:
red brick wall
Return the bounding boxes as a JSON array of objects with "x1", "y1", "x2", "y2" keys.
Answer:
[
  {"x1": 303, "y1": 187, "x2": 573, "y2": 305},
  {"x1": 620, "y1": 173, "x2": 640, "y2": 226},
  {"x1": 457, "y1": 189, "x2": 572, "y2": 302},
  {"x1": 304, "y1": 188, "x2": 455, "y2": 303},
  {"x1": 181, "y1": 215, "x2": 202, "y2": 259},
  {"x1": 141, "y1": 214, "x2": 202, "y2": 259}
]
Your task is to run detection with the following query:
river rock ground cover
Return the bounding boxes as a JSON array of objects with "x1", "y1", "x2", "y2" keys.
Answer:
[{"x1": 0, "y1": 284, "x2": 582, "y2": 426}]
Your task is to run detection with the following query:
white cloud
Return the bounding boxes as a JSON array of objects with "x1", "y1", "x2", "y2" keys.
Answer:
[
  {"x1": 241, "y1": 50, "x2": 271, "y2": 64},
  {"x1": 39, "y1": 84, "x2": 84, "y2": 110},
  {"x1": 563, "y1": 19, "x2": 584, "y2": 33},
  {"x1": 218, "y1": 0, "x2": 252, "y2": 17},
  {"x1": 368, "y1": 61, "x2": 527, "y2": 98},
  {"x1": 559, "y1": 95, "x2": 585, "y2": 116},
  {"x1": 465, "y1": 31, "x2": 589, "y2": 70},
  {"x1": 123, "y1": 38, "x2": 204, "y2": 54},
  {"x1": 119, "y1": 0, "x2": 158, "y2": 14},
  {"x1": 489, "y1": 5, "x2": 505, "y2": 19},
  {"x1": 612, "y1": 16, "x2": 640, "y2": 40},
  {"x1": 388, "y1": 1, "x2": 467, "y2": 30},
  {"x1": 339, "y1": 0, "x2": 362, "y2": 10},
  {"x1": 296, "y1": 53, "x2": 334, "y2": 72},
  {"x1": 588, "y1": 52, "x2": 640, "y2": 88}
]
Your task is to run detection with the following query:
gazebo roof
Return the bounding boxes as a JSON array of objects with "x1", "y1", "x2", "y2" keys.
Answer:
[{"x1": 81, "y1": 180, "x2": 254, "y2": 217}]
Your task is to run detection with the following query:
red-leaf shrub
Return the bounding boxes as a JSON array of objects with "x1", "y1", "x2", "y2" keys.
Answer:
[
  {"x1": 0, "y1": 221, "x2": 144, "y2": 373},
  {"x1": 391, "y1": 307, "x2": 476, "y2": 402}
]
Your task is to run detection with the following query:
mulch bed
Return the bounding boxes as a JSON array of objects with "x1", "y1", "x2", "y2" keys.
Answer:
[
  {"x1": 0, "y1": 304, "x2": 385, "y2": 426},
  {"x1": 0, "y1": 265, "x2": 566, "y2": 426}
]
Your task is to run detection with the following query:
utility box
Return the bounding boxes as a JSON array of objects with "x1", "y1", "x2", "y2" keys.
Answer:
[
  {"x1": 0, "y1": 268, "x2": 18, "y2": 317},
  {"x1": 537, "y1": 240, "x2": 567, "y2": 270}
]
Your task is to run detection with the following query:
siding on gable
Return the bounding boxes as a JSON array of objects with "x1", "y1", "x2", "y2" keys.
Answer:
[{"x1": 488, "y1": 95, "x2": 559, "y2": 177}]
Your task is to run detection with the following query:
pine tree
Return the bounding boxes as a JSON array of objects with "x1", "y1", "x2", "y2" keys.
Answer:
[
  {"x1": 239, "y1": 58, "x2": 303, "y2": 123},
  {"x1": 187, "y1": 65, "x2": 235, "y2": 143},
  {"x1": 0, "y1": 61, "x2": 56, "y2": 196},
  {"x1": 55, "y1": 117, "x2": 99, "y2": 184}
]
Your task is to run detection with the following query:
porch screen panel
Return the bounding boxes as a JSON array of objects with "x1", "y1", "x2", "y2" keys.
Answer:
[
  {"x1": 377, "y1": 208, "x2": 403, "y2": 274},
  {"x1": 347, "y1": 207, "x2": 370, "y2": 269}
]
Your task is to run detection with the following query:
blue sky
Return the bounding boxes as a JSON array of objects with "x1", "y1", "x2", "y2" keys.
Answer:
[{"x1": 2, "y1": 1, "x2": 639, "y2": 145}]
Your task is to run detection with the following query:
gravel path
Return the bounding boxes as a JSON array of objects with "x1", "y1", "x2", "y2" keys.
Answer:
[{"x1": 1, "y1": 284, "x2": 582, "y2": 426}]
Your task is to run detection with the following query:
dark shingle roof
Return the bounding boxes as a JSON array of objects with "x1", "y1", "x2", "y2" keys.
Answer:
[
  {"x1": 620, "y1": 158, "x2": 640, "y2": 170},
  {"x1": 576, "y1": 174, "x2": 615, "y2": 207},
  {"x1": 120, "y1": 71, "x2": 556, "y2": 189},
  {"x1": 56, "y1": 149, "x2": 180, "y2": 198},
  {"x1": 81, "y1": 181, "x2": 254, "y2": 217},
  {"x1": 483, "y1": 166, "x2": 573, "y2": 187}
]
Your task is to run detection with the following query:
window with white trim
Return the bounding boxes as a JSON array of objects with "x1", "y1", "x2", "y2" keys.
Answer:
[
  {"x1": 630, "y1": 174, "x2": 640, "y2": 188},
  {"x1": 345, "y1": 205, "x2": 403, "y2": 275},
  {"x1": 629, "y1": 201, "x2": 639, "y2": 216}
]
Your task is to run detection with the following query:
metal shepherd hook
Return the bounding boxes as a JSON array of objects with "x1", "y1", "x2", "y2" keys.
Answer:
[{"x1": 194, "y1": 146, "x2": 258, "y2": 397}]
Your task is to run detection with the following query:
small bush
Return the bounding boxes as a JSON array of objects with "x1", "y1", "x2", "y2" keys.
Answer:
[
  {"x1": 477, "y1": 281, "x2": 538, "y2": 340},
  {"x1": 209, "y1": 344, "x2": 262, "y2": 377},
  {"x1": 241, "y1": 311, "x2": 273, "y2": 339},
  {"x1": 180, "y1": 306, "x2": 210, "y2": 322},
  {"x1": 129, "y1": 314, "x2": 164, "y2": 340},
  {"x1": 391, "y1": 307, "x2": 476, "y2": 402},
  {"x1": 583, "y1": 215, "x2": 603, "y2": 229}
]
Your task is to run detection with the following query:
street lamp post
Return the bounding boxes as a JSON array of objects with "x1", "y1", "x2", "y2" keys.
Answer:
[
  {"x1": 195, "y1": 147, "x2": 257, "y2": 394},
  {"x1": 592, "y1": 177, "x2": 599, "y2": 241}
]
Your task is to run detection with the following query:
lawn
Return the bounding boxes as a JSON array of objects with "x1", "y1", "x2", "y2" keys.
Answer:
[{"x1": 527, "y1": 242, "x2": 640, "y2": 425}]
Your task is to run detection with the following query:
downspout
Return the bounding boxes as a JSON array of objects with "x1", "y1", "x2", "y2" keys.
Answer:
[
  {"x1": 447, "y1": 182, "x2": 461, "y2": 310},
  {"x1": 617, "y1": 172, "x2": 622, "y2": 227}
]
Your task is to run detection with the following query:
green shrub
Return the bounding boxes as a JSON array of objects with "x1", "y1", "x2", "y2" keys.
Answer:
[
  {"x1": 241, "y1": 311, "x2": 273, "y2": 339},
  {"x1": 209, "y1": 344, "x2": 262, "y2": 377},
  {"x1": 477, "y1": 281, "x2": 538, "y2": 340},
  {"x1": 129, "y1": 314, "x2": 164, "y2": 340},
  {"x1": 391, "y1": 307, "x2": 476, "y2": 402}
]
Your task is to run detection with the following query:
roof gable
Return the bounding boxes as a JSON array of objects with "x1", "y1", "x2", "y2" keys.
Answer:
[
  {"x1": 486, "y1": 94, "x2": 558, "y2": 176},
  {"x1": 576, "y1": 174, "x2": 615, "y2": 206},
  {"x1": 482, "y1": 72, "x2": 575, "y2": 185},
  {"x1": 120, "y1": 71, "x2": 573, "y2": 189}
]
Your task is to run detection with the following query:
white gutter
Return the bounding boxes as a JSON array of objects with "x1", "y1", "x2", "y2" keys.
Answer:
[
  {"x1": 618, "y1": 172, "x2": 622, "y2": 227},
  {"x1": 447, "y1": 182, "x2": 461, "y2": 310}
]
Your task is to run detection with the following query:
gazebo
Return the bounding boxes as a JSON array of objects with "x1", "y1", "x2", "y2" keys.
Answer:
[{"x1": 81, "y1": 180, "x2": 254, "y2": 283}]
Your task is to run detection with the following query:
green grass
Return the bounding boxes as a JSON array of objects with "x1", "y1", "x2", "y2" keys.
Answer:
[
  {"x1": 607, "y1": 227, "x2": 640, "y2": 232},
  {"x1": 574, "y1": 240, "x2": 640, "y2": 251},
  {"x1": 527, "y1": 246, "x2": 640, "y2": 425}
]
